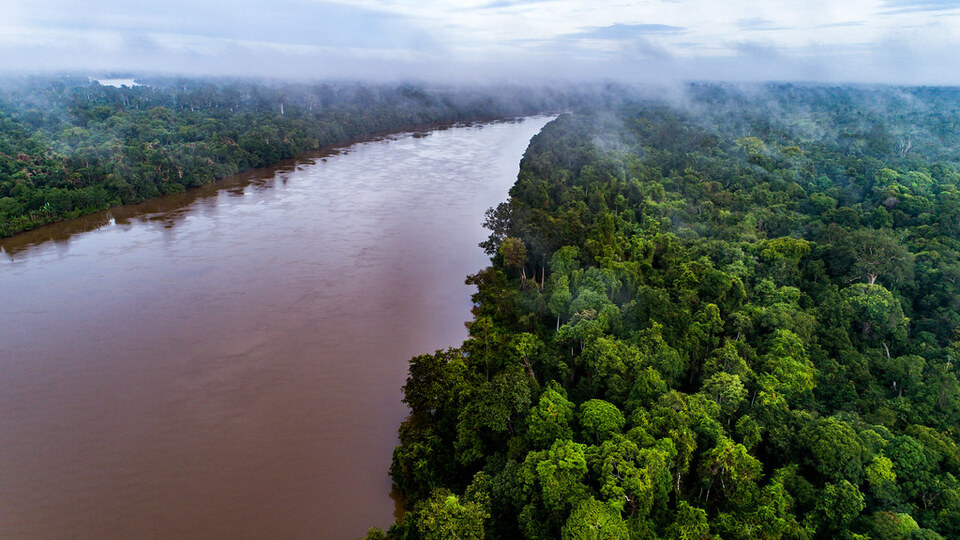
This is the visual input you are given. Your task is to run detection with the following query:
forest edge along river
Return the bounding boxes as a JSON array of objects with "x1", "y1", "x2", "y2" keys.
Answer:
[{"x1": 0, "y1": 115, "x2": 554, "y2": 539}]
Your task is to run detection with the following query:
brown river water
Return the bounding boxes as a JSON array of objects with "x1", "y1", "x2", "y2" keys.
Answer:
[{"x1": 0, "y1": 116, "x2": 553, "y2": 539}]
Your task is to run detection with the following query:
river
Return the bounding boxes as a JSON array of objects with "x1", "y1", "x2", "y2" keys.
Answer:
[{"x1": 0, "y1": 116, "x2": 553, "y2": 539}]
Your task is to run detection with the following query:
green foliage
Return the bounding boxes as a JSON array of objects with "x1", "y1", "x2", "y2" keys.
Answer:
[
  {"x1": 578, "y1": 399, "x2": 625, "y2": 443},
  {"x1": 803, "y1": 418, "x2": 865, "y2": 483},
  {"x1": 701, "y1": 372, "x2": 747, "y2": 416},
  {"x1": 412, "y1": 474, "x2": 492, "y2": 540},
  {"x1": 760, "y1": 329, "x2": 817, "y2": 405},
  {"x1": 665, "y1": 501, "x2": 711, "y2": 540},
  {"x1": 527, "y1": 383, "x2": 575, "y2": 449},
  {"x1": 456, "y1": 365, "x2": 532, "y2": 464},
  {"x1": 870, "y1": 512, "x2": 920, "y2": 540},
  {"x1": 385, "y1": 83, "x2": 960, "y2": 539},
  {"x1": 841, "y1": 283, "x2": 908, "y2": 343},
  {"x1": 865, "y1": 455, "x2": 899, "y2": 503},
  {"x1": 501, "y1": 237, "x2": 528, "y2": 270},
  {"x1": 561, "y1": 497, "x2": 629, "y2": 540},
  {"x1": 523, "y1": 438, "x2": 591, "y2": 516},
  {"x1": 816, "y1": 480, "x2": 866, "y2": 532}
]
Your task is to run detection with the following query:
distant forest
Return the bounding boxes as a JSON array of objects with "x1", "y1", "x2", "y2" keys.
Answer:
[
  {"x1": 0, "y1": 76, "x2": 572, "y2": 237},
  {"x1": 374, "y1": 84, "x2": 960, "y2": 539}
]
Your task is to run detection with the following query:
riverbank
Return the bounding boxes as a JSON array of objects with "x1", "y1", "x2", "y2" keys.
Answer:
[
  {"x1": 0, "y1": 112, "x2": 549, "y2": 241},
  {"x1": 0, "y1": 77, "x2": 570, "y2": 239}
]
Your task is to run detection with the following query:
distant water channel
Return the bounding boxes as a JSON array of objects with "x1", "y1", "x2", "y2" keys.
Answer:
[{"x1": 0, "y1": 116, "x2": 553, "y2": 539}]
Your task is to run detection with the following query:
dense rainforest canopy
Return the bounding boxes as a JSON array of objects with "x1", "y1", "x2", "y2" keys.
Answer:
[
  {"x1": 6, "y1": 76, "x2": 960, "y2": 539},
  {"x1": 0, "y1": 76, "x2": 571, "y2": 237},
  {"x1": 373, "y1": 84, "x2": 960, "y2": 539}
]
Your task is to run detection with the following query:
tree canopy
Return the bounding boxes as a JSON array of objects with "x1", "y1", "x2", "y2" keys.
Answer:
[{"x1": 378, "y1": 83, "x2": 960, "y2": 539}]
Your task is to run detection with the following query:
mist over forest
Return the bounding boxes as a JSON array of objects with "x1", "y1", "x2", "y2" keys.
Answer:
[
  {"x1": 5, "y1": 1, "x2": 960, "y2": 539},
  {"x1": 4, "y1": 0, "x2": 960, "y2": 84}
]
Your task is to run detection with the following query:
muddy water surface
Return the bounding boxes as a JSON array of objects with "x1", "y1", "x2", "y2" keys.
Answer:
[{"x1": 0, "y1": 117, "x2": 553, "y2": 539}]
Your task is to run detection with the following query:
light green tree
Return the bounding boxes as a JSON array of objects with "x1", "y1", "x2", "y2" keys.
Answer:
[
  {"x1": 579, "y1": 399, "x2": 626, "y2": 444},
  {"x1": 561, "y1": 497, "x2": 629, "y2": 540},
  {"x1": 527, "y1": 383, "x2": 575, "y2": 449}
]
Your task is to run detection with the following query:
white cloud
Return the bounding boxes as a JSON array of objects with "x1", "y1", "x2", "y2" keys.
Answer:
[{"x1": 0, "y1": 0, "x2": 958, "y2": 82}]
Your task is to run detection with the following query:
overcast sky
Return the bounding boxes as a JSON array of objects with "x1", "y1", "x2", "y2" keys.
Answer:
[{"x1": 2, "y1": 0, "x2": 959, "y2": 83}]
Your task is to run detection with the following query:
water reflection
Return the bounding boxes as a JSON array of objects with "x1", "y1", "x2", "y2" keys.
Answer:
[{"x1": 1, "y1": 153, "x2": 328, "y2": 258}]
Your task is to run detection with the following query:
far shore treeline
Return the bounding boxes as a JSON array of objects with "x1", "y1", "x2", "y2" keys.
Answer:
[
  {"x1": 0, "y1": 76, "x2": 579, "y2": 237},
  {"x1": 373, "y1": 84, "x2": 960, "y2": 539}
]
